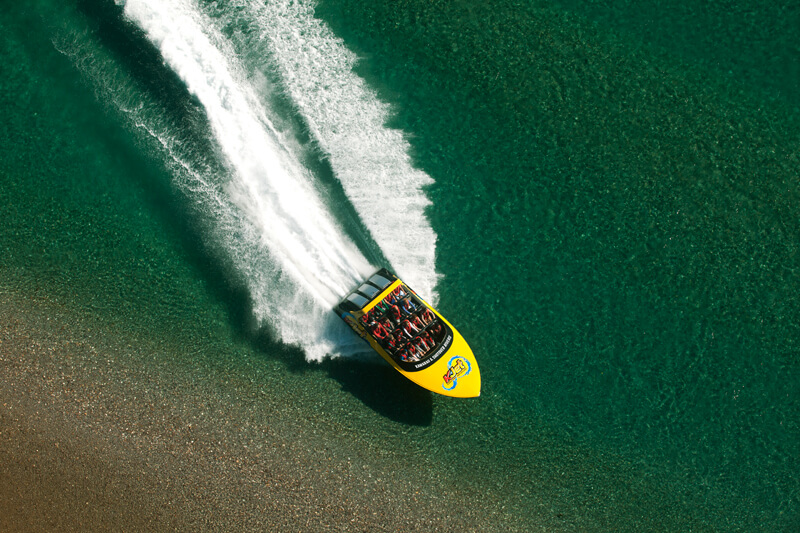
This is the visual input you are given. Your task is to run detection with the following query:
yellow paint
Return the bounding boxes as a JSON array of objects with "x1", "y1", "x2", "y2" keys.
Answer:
[{"x1": 351, "y1": 280, "x2": 481, "y2": 398}]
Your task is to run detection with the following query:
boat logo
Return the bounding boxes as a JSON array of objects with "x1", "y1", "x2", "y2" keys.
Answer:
[{"x1": 442, "y1": 356, "x2": 471, "y2": 391}]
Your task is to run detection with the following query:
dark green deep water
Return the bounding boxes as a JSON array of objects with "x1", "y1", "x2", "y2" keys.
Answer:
[{"x1": 2, "y1": 0, "x2": 799, "y2": 531}]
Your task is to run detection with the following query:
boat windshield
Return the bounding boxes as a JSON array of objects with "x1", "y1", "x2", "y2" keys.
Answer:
[
  {"x1": 346, "y1": 293, "x2": 369, "y2": 308},
  {"x1": 368, "y1": 273, "x2": 392, "y2": 289},
  {"x1": 358, "y1": 283, "x2": 380, "y2": 299}
]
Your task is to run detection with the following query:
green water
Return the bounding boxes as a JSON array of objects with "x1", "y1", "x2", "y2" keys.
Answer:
[{"x1": 2, "y1": 0, "x2": 799, "y2": 530}]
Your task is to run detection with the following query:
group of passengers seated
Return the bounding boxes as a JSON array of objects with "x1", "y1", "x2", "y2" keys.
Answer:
[{"x1": 359, "y1": 285, "x2": 445, "y2": 363}]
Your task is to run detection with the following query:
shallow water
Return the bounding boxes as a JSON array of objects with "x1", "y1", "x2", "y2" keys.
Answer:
[{"x1": 1, "y1": 0, "x2": 798, "y2": 531}]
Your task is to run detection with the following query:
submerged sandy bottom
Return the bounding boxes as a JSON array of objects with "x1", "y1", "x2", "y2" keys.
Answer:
[{"x1": 0, "y1": 291, "x2": 519, "y2": 532}]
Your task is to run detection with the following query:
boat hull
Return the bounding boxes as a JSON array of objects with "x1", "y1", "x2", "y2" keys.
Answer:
[{"x1": 335, "y1": 269, "x2": 480, "y2": 398}]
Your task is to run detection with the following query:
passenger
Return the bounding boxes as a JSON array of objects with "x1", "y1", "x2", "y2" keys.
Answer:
[
  {"x1": 373, "y1": 299, "x2": 389, "y2": 315},
  {"x1": 422, "y1": 330, "x2": 435, "y2": 350},
  {"x1": 394, "y1": 285, "x2": 408, "y2": 299},
  {"x1": 360, "y1": 312, "x2": 371, "y2": 326},
  {"x1": 384, "y1": 333, "x2": 398, "y2": 353},
  {"x1": 430, "y1": 322, "x2": 446, "y2": 343},
  {"x1": 406, "y1": 343, "x2": 419, "y2": 361},
  {"x1": 398, "y1": 349, "x2": 409, "y2": 362},
  {"x1": 393, "y1": 329, "x2": 408, "y2": 346},
  {"x1": 387, "y1": 304, "x2": 402, "y2": 325},
  {"x1": 401, "y1": 319, "x2": 419, "y2": 338},
  {"x1": 411, "y1": 315, "x2": 425, "y2": 331},
  {"x1": 400, "y1": 298, "x2": 416, "y2": 315},
  {"x1": 420, "y1": 308, "x2": 435, "y2": 325},
  {"x1": 413, "y1": 336, "x2": 428, "y2": 354},
  {"x1": 371, "y1": 322, "x2": 388, "y2": 339},
  {"x1": 385, "y1": 289, "x2": 398, "y2": 305}
]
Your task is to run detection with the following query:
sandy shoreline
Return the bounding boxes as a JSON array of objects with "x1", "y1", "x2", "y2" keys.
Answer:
[
  {"x1": 0, "y1": 290, "x2": 524, "y2": 532},
  {"x1": 1, "y1": 287, "x2": 752, "y2": 532}
]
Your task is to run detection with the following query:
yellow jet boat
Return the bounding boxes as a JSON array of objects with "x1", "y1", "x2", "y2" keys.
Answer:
[{"x1": 335, "y1": 269, "x2": 481, "y2": 398}]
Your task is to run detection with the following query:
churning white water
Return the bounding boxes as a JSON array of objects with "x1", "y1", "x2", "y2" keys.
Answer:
[
  {"x1": 224, "y1": 0, "x2": 441, "y2": 302},
  {"x1": 96, "y1": 0, "x2": 440, "y2": 360}
]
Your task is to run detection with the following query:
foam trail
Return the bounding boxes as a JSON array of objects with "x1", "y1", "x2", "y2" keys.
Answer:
[
  {"x1": 120, "y1": 0, "x2": 373, "y2": 359},
  {"x1": 208, "y1": 0, "x2": 441, "y2": 302}
]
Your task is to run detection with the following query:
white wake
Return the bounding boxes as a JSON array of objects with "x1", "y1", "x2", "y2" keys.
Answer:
[
  {"x1": 65, "y1": 0, "x2": 442, "y2": 360},
  {"x1": 236, "y1": 0, "x2": 441, "y2": 302},
  {"x1": 121, "y1": 0, "x2": 380, "y2": 359}
]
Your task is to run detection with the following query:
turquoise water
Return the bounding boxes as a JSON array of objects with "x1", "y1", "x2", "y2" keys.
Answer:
[{"x1": 2, "y1": 0, "x2": 799, "y2": 530}]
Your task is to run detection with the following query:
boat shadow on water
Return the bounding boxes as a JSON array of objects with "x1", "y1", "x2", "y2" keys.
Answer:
[
  {"x1": 249, "y1": 328, "x2": 433, "y2": 426},
  {"x1": 322, "y1": 357, "x2": 433, "y2": 426}
]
